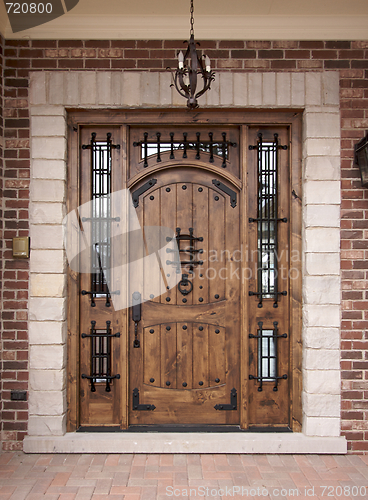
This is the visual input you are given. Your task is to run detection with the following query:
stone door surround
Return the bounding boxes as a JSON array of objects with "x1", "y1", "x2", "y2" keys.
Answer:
[{"x1": 24, "y1": 70, "x2": 346, "y2": 453}]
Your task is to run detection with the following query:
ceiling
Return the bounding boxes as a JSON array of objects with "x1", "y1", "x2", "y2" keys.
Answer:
[{"x1": 1, "y1": 0, "x2": 368, "y2": 39}]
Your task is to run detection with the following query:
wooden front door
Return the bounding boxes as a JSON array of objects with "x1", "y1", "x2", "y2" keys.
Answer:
[
  {"x1": 67, "y1": 111, "x2": 302, "y2": 432},
  {"x1": 128, "y1": 155, "x2": 241, "y2": 425}
]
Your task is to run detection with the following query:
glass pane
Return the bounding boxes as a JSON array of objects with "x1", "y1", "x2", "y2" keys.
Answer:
[
  {"x1": 257, "y1": 141, "x2": 277, "y2": 298},
  {"x1": 257, "y1": 329, "x2": 276, "y2": 380},
  {"x1": 141, "y1": 142, "x2": 228, "y2": 160},
  {"x1": 91, "y1": 141, "x2": 111, "y2": 295}
]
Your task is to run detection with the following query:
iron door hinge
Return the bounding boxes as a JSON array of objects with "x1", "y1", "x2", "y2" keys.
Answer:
[
  {"x1": 214, "y1": 388, "x2": 237, "y2": 410},
  {"x1": 132, "y1": 388, "x2": 156, "y2": 411}
]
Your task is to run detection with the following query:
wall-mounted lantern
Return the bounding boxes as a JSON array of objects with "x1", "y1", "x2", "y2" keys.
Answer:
[{"x1": 355, "y1": 132, "x2": 368, "y2": 187}]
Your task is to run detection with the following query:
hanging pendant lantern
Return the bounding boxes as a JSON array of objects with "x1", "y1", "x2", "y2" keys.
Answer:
[{"x1": 168, "y1": 0, "x2": 215, "y2": 109}]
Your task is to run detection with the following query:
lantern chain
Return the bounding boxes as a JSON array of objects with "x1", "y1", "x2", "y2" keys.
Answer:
[{"x1": 190, "y1": 0, "x2": 194, "y2": 37}]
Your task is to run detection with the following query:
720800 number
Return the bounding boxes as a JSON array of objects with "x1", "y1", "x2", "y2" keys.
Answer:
[{"x1": 6, "y1": 3, "x2": 53, "y2": 14}]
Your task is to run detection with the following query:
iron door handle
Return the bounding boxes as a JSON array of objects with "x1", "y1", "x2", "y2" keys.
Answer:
[{"x1": 132, "y1": 291, "x2": 141, "y2": 348}]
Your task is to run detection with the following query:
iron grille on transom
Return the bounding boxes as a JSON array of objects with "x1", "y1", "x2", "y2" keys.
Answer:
[{"x1": 133, "y1": 131, "x2": 236, "y2": 168}]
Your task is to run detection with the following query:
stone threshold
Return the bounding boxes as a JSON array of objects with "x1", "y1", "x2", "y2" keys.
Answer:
[{"x1": 23, "y1": 433, "x2": 347, "y2": 454}]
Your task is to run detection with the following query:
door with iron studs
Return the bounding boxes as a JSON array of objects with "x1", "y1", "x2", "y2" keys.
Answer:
[
  {"x1": 68, "y1": 111, "x2": 301, "y2": 432},
  {"x1": 128, "y1": 127, "x2": 241, "y2": 425}
]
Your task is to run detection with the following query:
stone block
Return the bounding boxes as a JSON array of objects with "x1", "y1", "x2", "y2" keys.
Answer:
[
  {"x1": 291, "y1": 73, "x2": 305, "y2": 106},
  {"x1": 219, "y1": 72, "x2": 234, "y2": 105},
  {"x1": 97, "y1": 72, "x2": 112, "y2": 105},
  {"x1": 29, "y1": 369, "x2": 66, "y2": 391},
  {"x1": 303, "y1": 305, "x2": 340, "y2": 328},
  {"x1": 276, "y1": 73, "x2": 291, "y2": 106},
  {"x1": 303, "y1": 416, "x2": 340, "y2": 437},
  {"x1": 305, "y1": 253, "x2": 340, "y2": 276},
  {"x1": 30, "y1": 201, "x2": 65, "y2": 224},
  {"x1": 304, "y1": 227, "x2": 340, "y2": 253},
  {"x1": 30, "y1": 225, "x2": 64, "y2": 250},
  {"x1": 262, "y1": 72, "x2": 276, "y2": 105},
  {"x1": 49, "y1": 72, "x2": 65, "y2": 105},
  {"x1": 305, "y1": 204, "x2": 340, "y2": 228},
  {"x1": 28, "y1": 389, "x2": 67, "y2": 416},
  {"x1": 30, "y1": 72, "x2": 47, "y2": 105},
  {"x1": 304, "y1": 138, "x2": 340, "y2": 157},
  {"x1": 159, "y1": 72, "x2": 172, "y2": 105},
  {"x1": 304, "y1": 181, "x2": 340, "y2": 206},
  {"x1": 31, "y1": 137, "x2": 66, "y2": 161},
  {"x1": 28, "y1": 415, "x2": 66, "y2": 436},
  {"x1": 304, "y1": 156, "x2": 340, "y2": 181},
  {"x1": 30, "y1": 105, "x2": 65, "y2": 116},
  {"x1": 30, "y1": 180, "x2": 65, "y2": 204},
  {"x1": 303, "y1": 276, "x2": 340, "y2": 305},
  {"x1": 303, "y1": 369, "x2": 340, "y2": 395},
  {"x1": 248, "y1": 73, "x2": 262, "y2": 106},
  {"x1": 111, "y1": 72, "x2": 122, "y2": 105},
  {"x1": 29, "y1": 297, "x2": 66, "y2": 321},
  {"x1": 30, "y1": 274, "x2": 66, "y2": 298},
  {"x1": 204, "y1": 76, "x2": 220, "y2": 106},
  {"x1": 303, "y1": 327, "x2": 340, "y2": 349},
  {"x1": 65, "y1": 72, "x2": 80, "y2": 105},
  {"x1": 305, "y1": 112, "x2": 340, "y2": 139},
  {"x1": 322, "y1": 72, "x2": 340, "y2": 106},
  {"x1": 32, "y1": 159, "x2": 66, "y2": 180},
  {"x1": 29, "y1": 345, "x2": 66, "y2": 370},
  {"x1": 29, "y1": 321, "x2": 67, "y2": 345},
  {"x1": 305, "y1": 73, "x2": 322, "y2": 106},
  {"x1": 30, "y1": 249, "x2": 66, "y2": 274},
  {"x1": 31, "y1": 116, "x2": 66, "y2": 137},
  {"x1": 302, "y1": 392, "x2": 340, "y2": 418},
  {"x1": 303, "y1": 348, "x2": 340, "y2": 370},
  {"x1": 141, "y1": 72, "x2": 160, "y2": 106},
  {"x1": 80, "y1": 72, "x2": 97, "y2": 105},
  {"x1": 233, "y1": 73, "x2": 248, "y2": 106},
  {"x1": 122, "y1": 72, "x2": 141, "y2": 106}
]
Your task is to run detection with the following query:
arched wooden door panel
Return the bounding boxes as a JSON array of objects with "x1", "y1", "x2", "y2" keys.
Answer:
[{"x1": 128, "y1": 169, "x2": 241, "y2": 425}]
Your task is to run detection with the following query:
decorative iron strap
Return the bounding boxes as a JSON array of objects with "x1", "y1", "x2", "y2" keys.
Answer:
[
  {"x1": 133, "y1": 131, "x2": 237, "y2": 168},
  {"x1": 212, "y1": 179, "x2": 237, "y2": 208},
  {"x1": 131, "y1": 179, "x2": 157, "y2": 208},
  {"x1": 248, "y1": 133, "x2": 287, "y2": 308},
  {"x1": 214, "y1": 388, "x2": 237, "y2": 410},
  {"x1": 249, "y1": 321, "x2": 287, "y2": 392},
  {"x1": 132, "y1": 388, "x2": 156, "y2": 411},
  {"x1": 81, "y1": 320, "x2": 120, "y2": 393}
]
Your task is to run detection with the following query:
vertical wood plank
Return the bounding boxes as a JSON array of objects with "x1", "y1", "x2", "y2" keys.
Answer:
[
  {"x1": 160, "y1": 183, "x2": 177, "y2": 305},
  {"x1": 176, "y1": 322, "x2": 193, "y2": 390},
  {"x1": 143, "y1": 325, "x2": 161, "y2": 387},
  {"x1": 208, "y1": 191, "x2": 226, "y2": 302},
  {"x1": 209, "y1": 325, "x2": 225, "y2": 387},
  {"x1": 192, "y1": 323, "x2": 209, "y2": 389},
  {"x1": 193, "y1": 184, "x2": 209, "y2": 305},
  {"x1": 161, "y1": 323, "x2": 177, "y2": 389}
]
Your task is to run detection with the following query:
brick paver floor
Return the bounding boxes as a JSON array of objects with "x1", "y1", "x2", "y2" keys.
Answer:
[{"x1": 0, "y1": 452, "x2": 368, "y2": 500}]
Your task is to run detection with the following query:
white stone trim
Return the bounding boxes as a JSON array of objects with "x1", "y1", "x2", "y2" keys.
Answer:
[{"x1": 25, "y1": 70, "x2": 346, "y2": 453}]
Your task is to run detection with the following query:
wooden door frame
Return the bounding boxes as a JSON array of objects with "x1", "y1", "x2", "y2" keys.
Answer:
[{"x1": 66, "y1": 109, "x2": 302, "y2": 432}]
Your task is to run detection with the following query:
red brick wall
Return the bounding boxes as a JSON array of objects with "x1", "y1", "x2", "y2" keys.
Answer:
[
  {"x1": 0, "y1": 34, "x2": 3, "y2": 452},
  {"x1": 2, "y1": 39, "x2": 368, "y2": 452}
]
